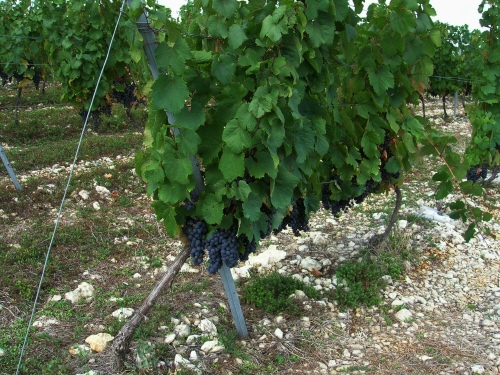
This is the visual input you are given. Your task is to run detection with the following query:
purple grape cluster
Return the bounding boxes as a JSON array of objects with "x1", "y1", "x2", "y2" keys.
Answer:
[
  {"x1": 206, "y1": 225, "x2": 239, "y2": 274},
  {"x1": 182, "y1": 218, "x2": 207, "y2": 266}
]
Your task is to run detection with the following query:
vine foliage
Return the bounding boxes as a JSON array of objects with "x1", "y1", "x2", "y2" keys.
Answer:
[{"x1": 135, "y1": 0, "x2": 442, "y2": 264}]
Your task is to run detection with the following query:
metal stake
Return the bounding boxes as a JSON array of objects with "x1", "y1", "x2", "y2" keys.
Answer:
[{"x1": 0, "y1": 143, "x2": 22, "y2": 191}]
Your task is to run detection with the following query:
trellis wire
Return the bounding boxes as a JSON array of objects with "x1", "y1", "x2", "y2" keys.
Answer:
[{"x1": 14, "y1": 1, "x2": 127, "y2": 373}]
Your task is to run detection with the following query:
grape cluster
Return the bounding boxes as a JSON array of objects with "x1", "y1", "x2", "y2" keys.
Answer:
[
  {"x1": 182, "y1": 218, "x2": 207, "y2": 266},
  {"x1": 466, "y1": 165, "x2": 488, "y2": 184},
  {"x1": 33, "y1": 69, "x2": 42, "y2": 90},
  {"x1": 184, "y1": 190, "x2": 200, "y2": 211},
  {"x1": 239, "y1": 235, "x2": 257, "y2": 262},
  {"x1": 275, "y1": 199, "x2": 309, "y2": 236},
  {"x1": 0, "y1": 68, "x2": 8, "y2": 86},
  {"x1": 206, "y1": 224, "x2": 240, "y2": 274}
]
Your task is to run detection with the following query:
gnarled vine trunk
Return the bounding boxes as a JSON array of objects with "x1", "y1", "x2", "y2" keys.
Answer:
[{"x1": 112, "y1": 244, "x2": 190, "y2": 370}]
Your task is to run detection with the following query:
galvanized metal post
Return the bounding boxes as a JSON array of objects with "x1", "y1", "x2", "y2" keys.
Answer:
[
  {"x1": 0, "y1": 144, "x2": 22, "y2": 191},
  {"x1": 127, "y1": 1, "x2": 248, "y2": 338}
]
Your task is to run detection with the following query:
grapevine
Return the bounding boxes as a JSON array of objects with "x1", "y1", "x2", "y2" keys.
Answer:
[{"x1": 135, "y1": 0, "x2": 442, "y2": 271}]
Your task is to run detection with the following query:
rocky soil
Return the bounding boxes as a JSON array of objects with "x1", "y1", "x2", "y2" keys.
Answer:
[{"x1": 1, "y1": 99, "x2": 500, "y2": 375}]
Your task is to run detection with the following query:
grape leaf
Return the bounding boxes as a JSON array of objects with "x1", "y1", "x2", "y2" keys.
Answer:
[
  {"x1": 222, "y1": 119, "x2": 253, "y2": 153},
  {"x1": 151, "y1": 74, "x2": 189, "y2": 114},
  {"x1": 245, "y1": 151, "x2": 278, "y2": 179},
  {"x1": 219, "y1": 148, "x2": 244, "y2": 181},
  {"x1": 242, "y1": 192, "x2": 262, "y2": 221},
  {"x1": 202, "y1": 194, "x2": 224, "y2": 224},
  {"x1": 367, "y1": 65, "x2": 394, "y2": 96},
  {"x1": 174, "y1": 103, "x2": 206, "y2": 131},
  {"x1": 212, "y1": 0, "x2": 239, "y2": 18},
  {"x1": 212, "y1": 54, "x2": 236, "y2": 85},
  {"x1": 228, "y1": 24, "x2": 247, "y2": 49},
  {"x1": 270, "y1": 167, "x2": 300, "y2": 209},
  {"x1": 151, "y1": 201, "x2": 178, "y2": 237}
]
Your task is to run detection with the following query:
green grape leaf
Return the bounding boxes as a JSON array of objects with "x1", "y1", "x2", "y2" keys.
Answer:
[
  {"x1": 212, "y1": 54, "x2": 236, "y2": 85},
  {"x1": 464, "y1": 223, "x2": 476, "y2": 242},
  {"x1": 175, "y1": 129, "x2": 201, "y2": 158},
  {"x1": 174, "y1": 103, "x2": 206, "y2": 131},
  {"x1": 305, "y1": 0, "x2": 330, "y2": 19},
  {"x1": 250, "y1": 86, "x2": 275, "y2": 118},
  {"x1": 234, "y1": 180, "x2": 252, "y2": 201},
  {"x1": 219, "y1": 148, "x2": 244, "y2": 181},
  {"x1": 403, "y1": 37, "x2": 424, "y2": 65},
  {"x1": 222, "y1": 119, "x2": 253, "y2": 153},
  {"x1": 246, "y1": 151, "x2": 279, "y2": 179},
  {"x1": 228, "y1": 24, "x2": 248, "y2": 49},
  {"x1": 361, "y1": 129, "x2": 382, "y2": 158},
  {"x1": 270, "y1": 166, "x2": 300, "y2": 209},
  {"x1": 242, "y1": 192, "x2": 263, "y2": 221},
  {"x1": 235, "y1": 103, "x2": 258, "y2": 131},
  {"x1": 207, "y1": 15, "x2": 228, "y2": 38},
  {"x1": 305, "y1": 13, "x2": 336, "y2": 48},
  {"x1": 202, "y1": 194, "x2": 224, "y2": 224},
  {"x1": 367, "y1": 66, "x2": 394, "y2": 96},
  {"x1": 151, "y1": 74, "x2": 189, "y2": 114},
  {"x1": 162, "y1": 156, "x2": 192, "y2": 185},
  {"x1": 435, "y1": 180, "x2": 453, "y2": 200},
  {"x1": 212, "y1": 0, "x2": 239, "y2": 18},
  {"x1": 151, "y1": 201, "x2": 178, "y2": 237},
  {"x1": 293, "y1": 127, "x2": 315, "y2": 163},
  {"x1": 155, "y1": 38, "x2": 192, "y2": 74}
]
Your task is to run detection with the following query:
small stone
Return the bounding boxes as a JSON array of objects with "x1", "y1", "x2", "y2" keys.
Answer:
[
  {"x1": 398, "y1": 220, "x2": 408, "y2": 229},
  {"x1": 111, "y1": 307, "x2": 134, "y2": 321},
  {"x1": 420, "y1": 355, "x2": 433, "y2": 362},
  {"x1": 198, "y1": 319, "x2": 217, "y2": 335},
  {"x1": 343, "y1": 349, "x2": 351, "y2": 358},
  {"x1": 85, "y1": 333, "x2": 114, "y2": 352},
  {"x1": 174, "y1": 324, "x2": 191, "y2": 338},
  {"x1": 201, "y1": 340, "x2": 223, "y2": 353},
  {"x1": 394, "y1": 309, "x2": 412, "y2": 322},
  {"x1": 165, "y1": 333, "x2": 176, "y2": 344},
  {"x1": 300, "y1": 257, "x2": 322, "y2": 271},
  {"x1": 294, "y1": 290, "x2": 307, "y2": 300},
  {"x1": 95, "y1": 185, "x2": 110, "y2": 195},
  {"x1": 274, "y1": 328, "x2": 284, "y2": 339},
  {"x1": 471, "y1": 364, "x2": 485, "y2": 374},
  {"x1": 482, "y1": 319, "x2": 495, "y2": 327},
  {"x1": 189, "y1": 350, "x2": 198, "y2": 362},
  {"x1": 65, "y1": 282, "x2": 95, "y2": 304},
  {"x1": 78, "y1": 190, "x2": 90, "y2": 200},
  {"x1": 69, "y1": 344, "x2": 91, "y2": 355},
  {"x1": 92, "y1": 201, "x2": 101, "y2": 210},
  {"x1": 49, "y1": 294, "x2": 62, "y2": 302}
]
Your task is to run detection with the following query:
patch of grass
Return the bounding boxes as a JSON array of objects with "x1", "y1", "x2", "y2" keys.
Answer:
[
  {"x1": 334, "y1": 258, "x2": 385, "y2": 309},
  {"x1": 241, "y1": 271, "x2": 321, "y2": 316},
  {"x1": 4, "y1": 132, "x2": 142, "y2": 173}
]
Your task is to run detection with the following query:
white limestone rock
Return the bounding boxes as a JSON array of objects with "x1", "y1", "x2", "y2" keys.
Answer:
[
  {"x1": 95, "y1": 185, "x2": 110, "y2": 196},
  {"x1": 230, "y1": 265, "x2": 252, "y2": 280},
  {"x1": 111, "y1": 307, "x2": 134, "y2": 321},
  {"x1": 65, "y1": 282, "x2": 95, "y2": 304},
  {"x1": 164, "y1": 333, "x2": 176, "y2": 344},
  {"x1": 200, "y1": 340, "x2": 224, "y2": 353},
  {"x1": 394, "y1": 308, "x2": 413, "y2": 322},
  {"x1": 198, "y1": 319, "x2": 217, "y2": 335},
  {"x1": 300, "y1": 257, "x2": 322, "y2": 272},
  {"x1": 78, "y1": 190, "x2": 90, "y2": 200},
  {"x1": 247, "y1": 247, "x2": 286, "y2": 267},
  {"x1": 174, "y1": 323, "x2": 191, "y2": 338}
]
